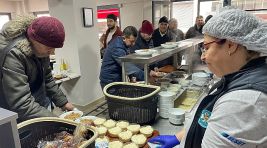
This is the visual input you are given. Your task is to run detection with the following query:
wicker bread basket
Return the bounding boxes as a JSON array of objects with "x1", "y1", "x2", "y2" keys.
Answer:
[
  {"x1": 17, "y1": 117, "x2": 98, "y2": 148},
  {"x1": 103, "y1": 82, "x2": 160, "y2": 124}
]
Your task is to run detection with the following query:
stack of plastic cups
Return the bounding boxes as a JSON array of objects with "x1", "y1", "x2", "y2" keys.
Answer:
[{"x1": 158, "y1": 91, "x2": 176, "y2": 118}]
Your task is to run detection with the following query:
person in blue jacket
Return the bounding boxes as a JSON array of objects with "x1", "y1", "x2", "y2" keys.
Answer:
[{"x1": 100, "y1": 26, "x2": 156, "y2": 89}]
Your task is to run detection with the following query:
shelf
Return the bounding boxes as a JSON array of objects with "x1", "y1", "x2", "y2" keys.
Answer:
[{"x1": 54, "y1": 73, "x2": 81, "y2": 84}]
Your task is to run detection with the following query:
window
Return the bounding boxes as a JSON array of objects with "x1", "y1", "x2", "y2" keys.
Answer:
[
  {"x1": 199, "y1": 1, "x2": 221, "y2": 21},
  {"x1": 0, "y1": 13, "x2": 11, "y2": 30},
  {"x1": 172, "y1": 1, "x2": 194, "y2": 33}
]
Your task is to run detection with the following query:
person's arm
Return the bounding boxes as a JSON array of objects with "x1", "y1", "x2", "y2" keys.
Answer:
[
  {"x1": 2, "y1": 52, "x2": 55, "y2": 121},
  {"x1": 148, "y1": 128, "x2": 185, "y2": 148},
  {"x1": 129, "y1": 42, "x2": 140, "y2": 53},
  {"x1": 112, "y1": 47, "x2": 145, "y2": 81},
  {"x1": 179, "y1": 30, "x2": 185, "y2": 40},
  {"x1": 43, "y1": 58, "x2": 69, "y2": 108},
  {"x1": 176, "y1": 128, "x2": 186, "y2": 141},
  {"x1": 168, "y1": 31, "x2": 176, "y2": 42},
  {"x1": 185, "y1": 27, "x2": 193, "y2": 39},
  {"x1": 99, "y1": 33, "x2": 106, "y2": 44},
  {"x1": 202, "y1": 90, "x2": 267, "y2": 148}
]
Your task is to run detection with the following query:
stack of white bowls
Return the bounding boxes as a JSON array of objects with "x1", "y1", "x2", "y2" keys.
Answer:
[
  {"x1": 167, "y1": 84, "x2": 182, "y2": 95},
  {"x1": 158, "y1": 91, "x2": 176, "y2": 118},
  {"x1": 192, "y1": 72, "x2": 209, "y2": 86},
  {"x1": 168, "y1": 108, "x2": 185, "y2": 125}
]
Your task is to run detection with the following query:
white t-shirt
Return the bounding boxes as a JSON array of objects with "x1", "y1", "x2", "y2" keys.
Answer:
[
  {"x1": 106, "y1": 29, "x2": 116, "y2": 46},
  {"x1": 179, "y1": 89, "x2": 267, "y2": 148}
]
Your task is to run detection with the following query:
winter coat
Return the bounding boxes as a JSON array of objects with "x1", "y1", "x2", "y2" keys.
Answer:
[
  {"x1": 152, "y1": 28, "x2": 174, "y2": 47},
  {"x1": 169, "y1": 29, "x2": 185, "y2": 42},
  {"x1": 100, "y1": 37, "x2": 144, "y2": 88},
  {"x1": 103, "y1": 26, "x2": 123, "y2": 49},
  {"x1": 0, "y1": 16, "x2": 68, "y2": 122},
  {"x1": 129, "y1": 32, "x2": 154, "y2": 53},
  {"x1": 100, "y1": 26, "x2": 123, "y2": 58},
  {"x1": 185, "y1": 24, "x2": 203, "y2": 39}
]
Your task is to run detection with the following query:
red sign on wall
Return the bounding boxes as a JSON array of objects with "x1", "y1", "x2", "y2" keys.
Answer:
[{"x1": 97, "y1": 8, "x2": 120, "y2": 19}]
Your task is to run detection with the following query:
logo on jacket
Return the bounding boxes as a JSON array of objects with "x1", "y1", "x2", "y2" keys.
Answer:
[
  {"x1": 220, "y1": 132, "x2": 246, "y2": 146},
  {"x1": 198, "y1": 109, "x2": 211, "y2": 128}
]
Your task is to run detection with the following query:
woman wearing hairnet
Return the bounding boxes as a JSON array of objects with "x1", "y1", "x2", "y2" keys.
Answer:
[{"x1": 149, "y1": 7, "x2": 267, "y2": 148}]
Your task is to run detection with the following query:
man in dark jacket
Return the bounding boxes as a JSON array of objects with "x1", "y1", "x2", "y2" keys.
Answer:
[
  {"x1": 152, "y1": 16, "x2": 175, "y2": 68},
  {"x1": 130, "y1": 20, "x2": 154, "y2": 53},
  {"x1": 100, "y1": 14, "x2": 123, "y2": 58},
  {"x1": 100, "y1": 26, "x2": 153, "y2": 89},
  {"x1": 152, "y1": 16, "x2": 174, "y2": 47},
  {"x1": 185, "y1": 16, "x2": 204, "y2": 39},
  {"x1": 0, "y1": 16, "x2": 74, "y2": 122}
]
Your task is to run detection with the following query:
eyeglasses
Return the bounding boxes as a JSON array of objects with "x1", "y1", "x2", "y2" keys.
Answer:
[{"x1": 201, "y1": 39, "x2": 226, "y2": 53}]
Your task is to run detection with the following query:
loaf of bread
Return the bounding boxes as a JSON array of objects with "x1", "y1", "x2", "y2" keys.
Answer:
[
  {"x1": 108, "y1": 141, "x2": 123, "y2": 148},
  {"x1": 127, "y1": 124, "x2": 140, "y2": 135},
  {"x1": 140, "y1": 126, "x2": 153, "y2": 137},
  {"x1": 118, "y1": 130, "x2": 132, "y2": 142},
  {"x1": 93, "y1": 118, "x2": 106, "y2": 126},
  {"x1": 103, "y1": 119, "x2": 116, "y2": 129},
  {"x1": 131, "y1": 134, "x2": 147, "y2": 147},
  {"x1": 108, "y1": 126, "x2": 122, "y2": 138},
  {"x1": 116, "y1": 121, "x2": 129, "y2": 130}
]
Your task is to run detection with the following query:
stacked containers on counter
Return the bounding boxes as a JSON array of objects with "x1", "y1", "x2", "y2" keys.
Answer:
[{"x1": 158, "y1": 91, "x2": 176, "y2": 118}]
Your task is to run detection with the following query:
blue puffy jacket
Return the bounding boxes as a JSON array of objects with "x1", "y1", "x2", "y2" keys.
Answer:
[{"x1": 99, "y1": 37, "x2": 144, "y2": 88}]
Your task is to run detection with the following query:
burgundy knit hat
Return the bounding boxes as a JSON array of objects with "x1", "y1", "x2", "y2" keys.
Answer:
[
  {"x1": 27, "y1": 16, "x2": 65, "y2": 48},
  {"x1": 140, "y1": 20, "x2": 154, "y2": 35}
]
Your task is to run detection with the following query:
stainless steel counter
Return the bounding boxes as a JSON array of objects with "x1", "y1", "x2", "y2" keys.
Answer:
[{"x1": 119, "y1": 37, "x2": 204, "y2": 84}]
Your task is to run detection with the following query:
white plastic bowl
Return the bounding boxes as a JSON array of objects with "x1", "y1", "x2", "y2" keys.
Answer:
[
  {"x1": 168, "y1": 108, "x2": 185, "y2": 125},
  {"x1": 192, "y1": 72, "x2": 209, "y2": 86},
  {"x1": 135, "y1": 49, "x2": 157, "y2": 56},
  {"x1": 161, "y1": 43, "x2": 177, "y2": 49}
]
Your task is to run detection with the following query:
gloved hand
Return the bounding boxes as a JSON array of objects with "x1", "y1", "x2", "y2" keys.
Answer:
[{"x1": 148, "y1": 135, "x2": 180, "y2": 148}]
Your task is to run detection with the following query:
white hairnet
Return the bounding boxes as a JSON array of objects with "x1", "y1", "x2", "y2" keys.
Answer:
[{"x1": 203, "y1": 7, "x2": 267, "y2": 54}]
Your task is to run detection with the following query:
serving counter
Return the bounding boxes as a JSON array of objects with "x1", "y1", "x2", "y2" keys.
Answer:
[{"x1": 119, "y1": 37, "x2": 204, "y2": 84}]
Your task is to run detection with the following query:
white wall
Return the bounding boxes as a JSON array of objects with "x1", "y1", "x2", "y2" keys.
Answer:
[
  {"x1": 0, "y1": 0, "x2": 17, "y2": 18},
  {"x1": 26, "y1": 0, "x2": 49, "y2": 12},
  {"x1": 0, "y1": 0, "x2": 15, "y2": 12},
  {"x1": 0, "y1": 0, "x2": 49, "y2": 17},
  {"x1": 48, "y1": 0, "x2": 103, "y2": 106}
]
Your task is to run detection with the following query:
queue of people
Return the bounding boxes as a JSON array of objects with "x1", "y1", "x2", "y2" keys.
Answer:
[{"x1": 99, "y1": 13, "x2": 219, "y2": 89}]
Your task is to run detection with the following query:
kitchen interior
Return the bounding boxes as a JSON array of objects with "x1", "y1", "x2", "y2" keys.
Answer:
[{"x1": 0, "y1": 0, "x2": 267, "y2": 147}]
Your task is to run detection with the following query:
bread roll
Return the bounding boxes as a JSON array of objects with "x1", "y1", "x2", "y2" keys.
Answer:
[
  {"x1": 131, "y1": 134, "x2": 147, "y2": 147},
  {"x1": 94, "y1": 118, "x2": 106, "y2": 126},
  {"x1": 140, "y1": 126, "x2": 153, "y2": 137},
  {"x1": 123, "y1": 143, "x2": 138, "y2": 148},
  {"x1": 95, "y1": 136, "x2": 109, "y2": 143},
  {"x1": 108, "y1": 141, "x2": 123, "y2": 148},
  {"x1": 97, "y1": 126, "x2": 107, "y2": 136},
  {"x1": 127, "y1": 124, "x2": 140, "y2": 135},
  {"x1": 108, "y1": 126, "x2": 122, "y2": 138},
  {"x1": 118, "y1": 130, "x2": 132, "y2": 142},
  {"x1": 103, "y1": 119, "x2": 116, "y2": 129},
  {"x1": 116, "y1": 121, "x2": 129, "y2": 130}
]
